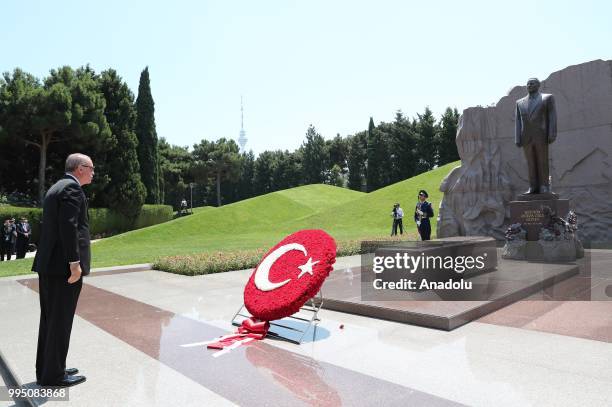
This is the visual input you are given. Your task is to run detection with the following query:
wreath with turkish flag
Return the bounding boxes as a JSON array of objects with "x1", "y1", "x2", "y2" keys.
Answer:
[
  {"x1": 244, "y1": 229, "x2": 337, "y2": 321},
  {"x1": 207, "y1": 229, "x2": 336, "y2": 351}
]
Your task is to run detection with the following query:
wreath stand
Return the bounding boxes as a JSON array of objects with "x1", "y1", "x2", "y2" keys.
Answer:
[{"x1": 231, "y1": 291, "x2": 323, "y2": 345}]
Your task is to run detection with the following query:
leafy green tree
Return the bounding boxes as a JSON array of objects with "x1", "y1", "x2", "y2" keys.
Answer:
[
  {"x1": 98, "y1": 69, "x2": 146, "y2": 218},
  {"x1": 327, "y1": 134, "x2": 348, "y2": 173},
  {"x1": 0, "y1": 66, "x2": 113, "y2": 204},
  {"x1": 0, "y1": 69, "x2": 42, "y2": 200},
  {"x1": 192, "y1": 138, "x2": 241, "y2": 206},
  {"x1": 135, "y1": 67, "x2": 160, "y2": 204},
  {"x1": 436, "y1": 107, "x2": 460, "y2": 165},
  {"x1": 301, "y1": 125, "x2": 326, "y2": 184},
  {"x1": 158, "y1": 138, "x2": 194, "y2": 208},
  {"x1": 328, "y1": 164, "x2": 344, "y2": 187}
]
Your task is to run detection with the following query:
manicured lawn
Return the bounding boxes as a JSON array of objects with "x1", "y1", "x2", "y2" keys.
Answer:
[{"x1": 0, "y1": 163, "x2": 458, "y2": 278}]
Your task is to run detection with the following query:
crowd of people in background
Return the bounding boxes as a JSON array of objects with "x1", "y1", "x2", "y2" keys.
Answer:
[
  {"x1": 390, "y1": 189, "x2": 434, "y2": 241},
  {"x1": 1, "y1": 217, "x2": 32, "y2": 260}
]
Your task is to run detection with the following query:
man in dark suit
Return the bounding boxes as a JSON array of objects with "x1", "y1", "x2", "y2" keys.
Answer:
[
  {"x1": 33, "y1": 153, "x2": 93, "y2": 387},
  {"x1": 0, "y1": 218, "x2": 13, "y2": 261},
  {"x1": 515, "y1": 77, "x2": 557, "y2": 194},
  {"x1": 15, "y1": 217, "x2": 31, "y2": 259}
]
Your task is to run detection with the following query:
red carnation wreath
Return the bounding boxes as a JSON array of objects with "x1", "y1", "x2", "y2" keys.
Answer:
[
  {"x1": 244, "y1": 229, "x2": 336, "y2": 321},
  {"x1": 206, "y1": 229, "x2": 336, "y2": 352}
]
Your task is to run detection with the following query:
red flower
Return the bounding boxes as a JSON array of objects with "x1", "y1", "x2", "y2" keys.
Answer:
[{"x1": 244, "y1": 229, "x2": 336, "y2": 321}]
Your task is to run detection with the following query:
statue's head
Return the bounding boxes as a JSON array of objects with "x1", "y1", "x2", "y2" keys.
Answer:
[{"x1": 526, "y1": 78, "x2": 540, "y2": 94}]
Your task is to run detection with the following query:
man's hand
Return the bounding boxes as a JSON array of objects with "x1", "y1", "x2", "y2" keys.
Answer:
[{"x1": 68, "y1": 263, "x2": 82, "y2": 284}]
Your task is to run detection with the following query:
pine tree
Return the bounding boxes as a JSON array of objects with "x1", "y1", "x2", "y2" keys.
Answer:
[
  {"x1": 347, "y1": 132, "x2": 367, "y2": 191},
  {"x1": 135, "y1": 67, "x2": 160, "y2": 204},
  {"x1": 415, "y1": 107, "x2": 437, "y2": 173},
  {"x1": 389, "y1": 111, "x2": 417, "y2": 182},
  {"x1": 301, "y1": 125, "x2": 326, "y2": 184},
  {"x1": 436, "y1": 107, "x2": 460, "y2": 165}
]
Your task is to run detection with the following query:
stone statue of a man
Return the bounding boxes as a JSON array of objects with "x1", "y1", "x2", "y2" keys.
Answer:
[{"x1": 515, "y1": 78, "x2": 557, "y2": 194}]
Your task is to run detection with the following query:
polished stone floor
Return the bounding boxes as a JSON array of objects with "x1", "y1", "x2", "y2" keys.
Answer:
[{"x1": 1, "y1": 251, "x2": 611, "y2": 406}]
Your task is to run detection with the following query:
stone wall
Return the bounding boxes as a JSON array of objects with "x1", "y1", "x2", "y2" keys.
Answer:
[{"x1": 437, "y1": 59, "x2": 612, "y2": 243}]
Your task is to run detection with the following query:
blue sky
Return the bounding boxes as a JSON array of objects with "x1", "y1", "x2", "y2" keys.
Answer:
[{"x1": 2, "y1": 0, "x2": 611, "y2": 154}]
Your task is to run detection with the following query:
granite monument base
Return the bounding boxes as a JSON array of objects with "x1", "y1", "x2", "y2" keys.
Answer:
[
  {"x1": 372, "y1": 236, "x2": 497, "y2": 291},
  {"x1": 509, "y1": 198, "x2": 569, "y2": 241},
  {"x1": 318, "y1": 250, "x2": 579, "y2": 330}
]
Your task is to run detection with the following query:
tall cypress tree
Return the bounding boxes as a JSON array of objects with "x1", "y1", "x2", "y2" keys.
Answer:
[
  {"x1": 366, "y1": 117, "x2": 388, "y2": 192},
  {"x1": 98, "y1": 69, "x2": 146, "y2": 218},
  {"x1": 135, "y1": 67, "x2": 160, "y2": 204}
]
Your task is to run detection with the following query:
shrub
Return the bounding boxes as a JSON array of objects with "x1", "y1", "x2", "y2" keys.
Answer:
[
  {"x1": 154, "y1": 235, "x2": 412, "y2": 276},
  {"x1": 0, "y1": 204, "x2": 173, "y2": 242},
  {"x1": 0, "y1": 206, "x2": 43, "y2": 241}
]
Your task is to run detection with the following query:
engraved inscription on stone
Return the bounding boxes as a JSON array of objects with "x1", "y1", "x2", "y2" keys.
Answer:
[{"x1": 519, "y1": 209, "x2": 544, "y2": 224}]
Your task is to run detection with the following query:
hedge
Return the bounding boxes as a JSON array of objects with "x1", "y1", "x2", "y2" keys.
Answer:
[
  {"x1": 153, "y1": 235, "x2": 412, "y2": 276},
  {"x1": 0, "y1": 204, "x2": 173, "y2": 243}
]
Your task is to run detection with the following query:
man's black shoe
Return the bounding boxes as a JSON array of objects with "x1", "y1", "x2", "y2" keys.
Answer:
[
  {"x1": 50, "y1": 374, "x2": 86, "y2": 387},
  {"x1": 65, "y1": 368, "x2": 79, "y2": 375}
]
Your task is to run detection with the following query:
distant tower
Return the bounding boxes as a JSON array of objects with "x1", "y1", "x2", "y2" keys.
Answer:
[{"x1": 238, "y1": 96, "x2": 248, "y2": 151}]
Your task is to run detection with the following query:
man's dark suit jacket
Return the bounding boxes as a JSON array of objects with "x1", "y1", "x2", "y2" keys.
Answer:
[
  {"x1": 33, "y1": 175, "x2": 91, "y2": 276},
  {"x1": 515, "y1": 92, "x2": 557, "y2": 146}
]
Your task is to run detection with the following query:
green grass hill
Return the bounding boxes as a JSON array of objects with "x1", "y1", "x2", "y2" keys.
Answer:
[{"x1": 0, "y1": 162, "x2": 458, "y2": 276}]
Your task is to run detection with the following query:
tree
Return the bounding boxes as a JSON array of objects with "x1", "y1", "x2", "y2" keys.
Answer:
[
  {"x1": 366, "y1": 117, "x2": 389, "y2": 191},
  {"x1": 388, "y1": 110, "x2": 417, "y2": 183},
  {"x1": 135, "y1": 67, "x2": 160, "y2": 204},
  {"x1": 328, "y1": 164, "x2": 344, "y2": 187},
  {"x1": 235, "y1": 150, "x2": 255, "y2": 201},
  {"x1": 192, "y1": 138, "x2": 241, "y2": 206},
  {"x1": 347, "y1": 132, "x2": 367, "y2": 191},
  {"x1": 301, "y1": 125, "x2": 326, "y2": 184},
  {"x1": 159, "y1": 138, "x2": 194, "y2": 208},
  {"x1": 436, "y1": 107, "x2": 460, "y2": 165},
  {"x1": 415, "y1": 107, "x2": 437, "y2": 173},
  {"x1": 0, "y1": 69, "x2": 42, "y2": 201},
  {"x1": 98, "y1": 69, "x2": 146, "y2": 218},
  {"x1": 0, "y1": 67, "x2": 113, "y2": 204},
  {"x1": 253, "y1": 150, "x2": 275, "y2": 195},
  {"x1": 271, "y1": 150, "x2": 302, "y2": 190},
  {"x1": 327, "y1": 134, "x2": 348, "y2": 173}
]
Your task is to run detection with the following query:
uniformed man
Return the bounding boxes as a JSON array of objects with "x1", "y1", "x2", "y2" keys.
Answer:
[{"x1": 414, "y1": 190, "x2": 434, "y2": 241}]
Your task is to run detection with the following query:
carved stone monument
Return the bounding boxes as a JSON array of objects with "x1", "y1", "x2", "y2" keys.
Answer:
[{"x1": 437, "y1": 60, "x2": 612, "y2": 244}]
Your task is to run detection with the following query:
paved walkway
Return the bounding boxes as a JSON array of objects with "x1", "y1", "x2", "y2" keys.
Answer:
[{"x1": 1, "y1": 253, "x2": 611, "y2": 406}]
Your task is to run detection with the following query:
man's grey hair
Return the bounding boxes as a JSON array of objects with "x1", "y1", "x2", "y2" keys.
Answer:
[{"x1": 65, "y1": 153, "x2": 91, "y2": 172}]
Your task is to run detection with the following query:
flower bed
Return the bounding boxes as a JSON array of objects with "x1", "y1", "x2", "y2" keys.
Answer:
[{"x1": 153, "y1": 234, "x2": 412, "y2": 276}]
